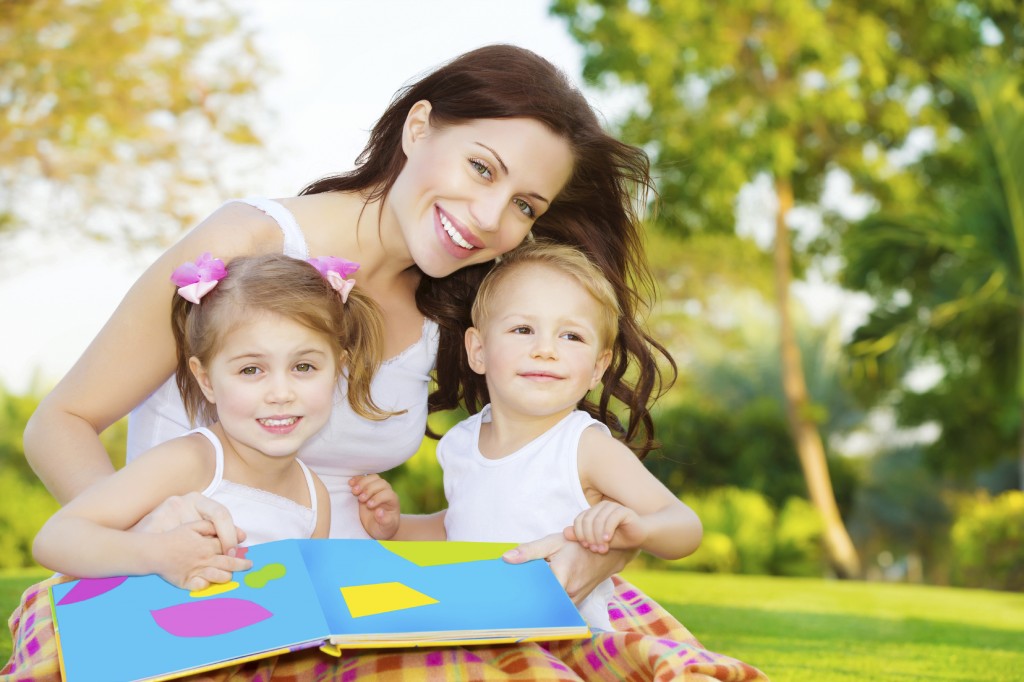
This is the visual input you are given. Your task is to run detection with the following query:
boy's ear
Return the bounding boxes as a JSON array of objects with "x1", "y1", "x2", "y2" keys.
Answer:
[
  {"x1": 465, "y1": 327, "x2": 487, "y2": 375},
  {"x1": 589, "y1": 349, "x2": 613, "y2": 389},
  {"x1": 188, "y1": 357, "x2": 216, "y2": 404},
  {"x1": 401, "y1": 100, "x2": 433, "y2": 156}
]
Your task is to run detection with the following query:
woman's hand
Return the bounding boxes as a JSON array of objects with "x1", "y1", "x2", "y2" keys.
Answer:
[
  {"x1": 131, "y1": 492, "x2": 248, "y2": 559},
  {"x1": 152, "y1": 519, "x2": 253, "y2": 591},
  {"x1": 503, "y1": 532, "x2": 638, "y2": 604},
  {"x1": 349, "y1": 474, "x2": 401, "y2": 540}
]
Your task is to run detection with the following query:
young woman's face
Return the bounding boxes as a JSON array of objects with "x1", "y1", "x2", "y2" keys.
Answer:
[
  {"x1": 465, "y1": 263, "x2": 612, "y2": 424},
  {"x1": 389, "y1": 104, "x2": 575, "y2": 278},
  {"x1": 189, "y1": 313, "x2": 338, "y2": 462}
]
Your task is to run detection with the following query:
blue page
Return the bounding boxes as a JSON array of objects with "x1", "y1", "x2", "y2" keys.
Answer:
[
  {"x1": 299, "y1": 540, "x2": 586, "y2": 640},
  {"x1": 52, "y1": 540, "x2": 329, "y2": 682}
]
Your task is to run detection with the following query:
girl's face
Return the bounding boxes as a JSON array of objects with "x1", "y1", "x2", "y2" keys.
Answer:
[
  {"x1": 189, "y1": 312, "x2": 338, "y2": 462},
  {"x1": 388, "y1": 103, "x2": 575, "y2": 278},
  {"x1": 465, "y1": 263, "x2": 612, "y2": 425}
]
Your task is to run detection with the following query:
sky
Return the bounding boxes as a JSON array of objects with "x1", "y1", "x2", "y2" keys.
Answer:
[{"x1": 0, "y1": 0, "x2": 598, "y2": 393}]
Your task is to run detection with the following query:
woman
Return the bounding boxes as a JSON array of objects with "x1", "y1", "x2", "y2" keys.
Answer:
[{"x1": 15, "y1": 45, "x2": 766, "y2": 680}]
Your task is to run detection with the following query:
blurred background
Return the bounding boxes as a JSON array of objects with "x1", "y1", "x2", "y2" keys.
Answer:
[{"x1": 2, "y1": 0, "x2": 1022, "y2": 596}]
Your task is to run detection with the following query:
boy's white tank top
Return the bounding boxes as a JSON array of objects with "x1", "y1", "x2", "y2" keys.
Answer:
[
  {"x1": 127, "y1": 198, "x2": 439, "y2": 539},
  {"x1": 438, "y1": 406, "x2": 616, "y2": 630}
]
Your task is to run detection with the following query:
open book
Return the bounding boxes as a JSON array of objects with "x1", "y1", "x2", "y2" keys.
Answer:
[{"x1": 50, "y1": 539, "x2": 589, "y2": 682}]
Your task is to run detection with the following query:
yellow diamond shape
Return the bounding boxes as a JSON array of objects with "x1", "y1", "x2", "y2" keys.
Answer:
[{"x1": 340, "y1": 582, "x2": 439, "y2": 618}]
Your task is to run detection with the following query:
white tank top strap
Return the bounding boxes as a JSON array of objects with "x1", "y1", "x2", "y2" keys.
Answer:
[
  {"x1": 229, "y1": 197, "x2": 309, "y2": 259},
  {"x1": 296, "y1": 459, "x2": 318, "y2": 512},
  {"x1": 191, "y1": 427, "x2": 225, "y2": 496}
]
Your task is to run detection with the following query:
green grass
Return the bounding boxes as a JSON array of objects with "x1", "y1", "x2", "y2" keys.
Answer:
[
  {"x1": 2, "y1": 568, "x2": 1022, "y2": 680},
  {"x1": 623, "y1": 568, "x2": 1024, "y2": 682}
]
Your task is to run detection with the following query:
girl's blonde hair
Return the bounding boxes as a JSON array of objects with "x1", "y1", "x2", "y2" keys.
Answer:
[
  {"x1": 171, "y1": 254, "x2": 391, "y2": 426},
  {"x1": 471, "y1": 241, "x2": 621, "y2": 350}
]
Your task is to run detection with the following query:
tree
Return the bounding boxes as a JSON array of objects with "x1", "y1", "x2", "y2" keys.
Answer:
[
  {"x1": 553, "y1": 0, "x2": 908, "y2": 577},
  {"x1": 842, "y1": 64, "x2": 1024, "y2": 488},
  {"x1": 0, "y1": 0, "x2": 269, "y2": 249}
]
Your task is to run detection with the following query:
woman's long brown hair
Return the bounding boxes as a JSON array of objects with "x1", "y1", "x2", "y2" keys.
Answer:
[{"x1": 301, "y1": 44, "x2": 675, "y2": 456}]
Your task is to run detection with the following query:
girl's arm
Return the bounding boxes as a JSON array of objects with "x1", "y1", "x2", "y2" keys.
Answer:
[
  {"x1": 572, "y1": 427, "x2": 702, "y2": 559},
  {"x1": 32, "y1": 436, "x2": 252, "y2": 589},
  {"x1": 24, "y1": 202, "x2": 286, "y2": 506}
]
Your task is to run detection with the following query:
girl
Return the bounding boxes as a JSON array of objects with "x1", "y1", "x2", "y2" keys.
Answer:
[
  {"x1": 363, "y1": 242, "x2": 703, "y2": 632},
  {"x1": 32, "y1": 253, "x2": 392, "y2": 590},
  {"x1": 15, "y1": 44, "x2": 765, "y2": 681}
]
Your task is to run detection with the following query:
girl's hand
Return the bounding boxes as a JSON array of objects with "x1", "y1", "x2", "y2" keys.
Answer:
[
  {"x1": 153, "y1": 519, "x2": 253, "y2": 591},
  {"x1": 503, "y1": 533, "x2": 637, "y2": 605},
  {"x1": 349, "y1": 474, "x2": 400, "y2": 540},
  {"x1": 565, "y1": 500, "x2": 647, "y2": 554}
]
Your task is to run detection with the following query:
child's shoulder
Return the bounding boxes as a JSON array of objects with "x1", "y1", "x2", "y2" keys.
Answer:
[{"x1": 131, "y1": 431, "x2": 218, "y2": 483}]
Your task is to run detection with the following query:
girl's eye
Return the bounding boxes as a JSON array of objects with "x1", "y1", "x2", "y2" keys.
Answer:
[
  {"x1": 469, "y1": 158, "x2": 492, "y2": 180},
  {"x1": 513, "y1": 197, "x2": 536, "y2": 219},
  {"x1": 240, "y1": 366, "x2": 261, "y2": 376},
  {"x1": 295, "y1": 362, "x2": 314, "y2": 373}
]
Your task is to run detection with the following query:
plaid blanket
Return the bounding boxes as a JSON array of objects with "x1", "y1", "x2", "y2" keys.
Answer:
[{"x1": 3, "y1": 574, "x2": 768, "y2": 681}]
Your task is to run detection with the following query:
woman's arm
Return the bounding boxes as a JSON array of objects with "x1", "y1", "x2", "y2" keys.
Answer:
[
  {"x1": 24, "y1": 202, "x2": 285, "y2": 504},
  {"x1": 32, "y1": 437, "x2": 252, "y2": 588},
  {"x1": 503, "y1": 534, "x2": 638, "y2": 604}
]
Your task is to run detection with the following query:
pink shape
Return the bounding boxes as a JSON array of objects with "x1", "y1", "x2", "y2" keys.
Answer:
[
  {"x1": 234, "y1": 546, "x2": 248, "y2": 560},
  {"x1": 57, "y1": 576, "x2": 128, "y2": 605},
  {"x1": 150, "y1": 598, "x2": 272, "y2": 637}
]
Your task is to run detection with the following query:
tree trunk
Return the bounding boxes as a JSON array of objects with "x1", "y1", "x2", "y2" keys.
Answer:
[{"x1": 773, "y1": 176, "x2": 862, "y2": 579}]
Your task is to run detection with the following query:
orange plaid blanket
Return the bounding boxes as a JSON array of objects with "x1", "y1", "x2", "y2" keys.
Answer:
[{"x1": 3, "y1": 574, "x2": 768, "y2": 681}]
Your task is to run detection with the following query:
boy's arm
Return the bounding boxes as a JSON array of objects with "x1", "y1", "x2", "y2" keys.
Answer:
[
  {"x1": 33, "y1": 436, "x2": 250, "y2": 588},
  {"x1": 393, "y1": 510, "x2": 447, "y2": 541},
  {"x1": 574, "y1": 427, "x2": 702, "y2": 560}
]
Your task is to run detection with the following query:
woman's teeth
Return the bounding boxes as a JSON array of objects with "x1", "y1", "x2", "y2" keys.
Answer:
[{"x1": 439, "y1": 213, "x2": 475, "y2": 250}]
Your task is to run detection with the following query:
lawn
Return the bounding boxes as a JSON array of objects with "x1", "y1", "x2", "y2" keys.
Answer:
[{"x1": 2, "y1": 567, "x2": 1022, "y2": 681}]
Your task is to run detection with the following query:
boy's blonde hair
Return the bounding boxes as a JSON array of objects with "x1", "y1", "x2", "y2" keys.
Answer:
[
  {"x1": 471, "y1": 240, "x2": 621, "y2": 350},
  {"x1": 171, "y1": 253, "x2": 393, "y2": 426}
]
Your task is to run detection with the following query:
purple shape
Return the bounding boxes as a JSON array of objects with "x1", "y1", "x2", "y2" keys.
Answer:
[
  {"x1": 57, "y1": 576, "x2": 127, "y2": 605},
  {"x1": 150, "y1": 598, "x2": 273, "y2": 637}
]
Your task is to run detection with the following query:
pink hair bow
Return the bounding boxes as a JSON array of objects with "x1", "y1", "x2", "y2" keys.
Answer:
[
  {"x1": 170, "y1": 252, "x2": 227, "y2": 304},
  {"x1": 308, "y1": 256, "x2": 360, "y2": 303}
]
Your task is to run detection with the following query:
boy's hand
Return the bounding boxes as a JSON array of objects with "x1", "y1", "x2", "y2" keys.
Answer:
[
  {"x1": 349, "y1": 474, "x2": 400, "y2": 540},
  {"x1": 564, "y1": 500, "x2": 647, "y2": 554}
]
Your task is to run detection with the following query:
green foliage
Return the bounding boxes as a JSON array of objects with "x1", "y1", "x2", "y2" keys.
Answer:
[
  {"x1": 666, "y1": 487, "x2": 826, "y2": 577},
  {"x1": 950, "y1": 490, "x2": 1024, "y2": 590},
  {"x1": 841, "y1": 65, "x2": 1024, "y2": 480},
  {"x1": 0, "y1": 0, "x2": 271, "y2": 247},
  {"x1": 0, "y1": 383, "x2": 127, "y2": 569},
  {"x1": 0, "y1": 468, "x2": 58, "y2": 570},
  {"x1": 848, "y1": 447, "x2": 952, "y2": 579}
]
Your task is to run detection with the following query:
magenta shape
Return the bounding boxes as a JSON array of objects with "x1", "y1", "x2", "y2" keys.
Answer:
[
  {"x1": 57, "y1": 576, "x2": 128, "y2": 605},
  {"x1": 150, "y1": 597, "x2": 273, "y2": 637}
]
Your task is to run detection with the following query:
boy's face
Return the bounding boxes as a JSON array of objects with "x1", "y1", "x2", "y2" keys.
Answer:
[
  {"x1": 189, "y1": 312, "x2": 337, "y2": 461},
  {"x1": 465, "y1": 264, "x2": 612, "y2": 422}
]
